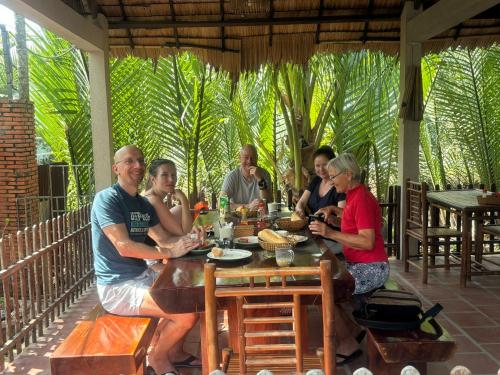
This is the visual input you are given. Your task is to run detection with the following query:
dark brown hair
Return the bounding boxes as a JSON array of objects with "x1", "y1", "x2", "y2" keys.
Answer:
[
  {"x1": 312, "y1": 145, "x2": 336, "y2": 161},
  {"x1": 145, "y1": 159, "x2": 176, "y2": 190}
]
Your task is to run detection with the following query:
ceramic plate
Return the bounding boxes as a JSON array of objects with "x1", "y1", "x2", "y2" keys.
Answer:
[
  {"x1": 288, "y1": 234, "x2": 308, "y2": 243},
  {"x1": 190, "y1": 240, "x2": 215, "y2": 254},
  {"x1": 207, "y1": 249, "x2": 253, "y2": 261},
  {"x1": 233, "y1": 236, "x2": 260, "y2": 247}
]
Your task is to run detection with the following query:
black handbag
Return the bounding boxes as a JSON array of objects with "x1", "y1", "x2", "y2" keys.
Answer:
[{"x1": 352, "y1": 289, "x2": 443, "y2": 335}]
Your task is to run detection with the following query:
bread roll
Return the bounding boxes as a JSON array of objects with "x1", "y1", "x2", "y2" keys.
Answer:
[
  {"x1": 211, "y1": 247, "x2": 224, "y2": 257},
  {"x1": 290, "y1": 212, "x2": 303, "y2": 221},
  {"x1": 258, "y1": 229, "x2": 288, "y2": 244}
]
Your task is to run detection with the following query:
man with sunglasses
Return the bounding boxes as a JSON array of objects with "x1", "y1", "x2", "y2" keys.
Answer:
[{"x1": 91, "y1": 145, "x2": 202, "y2": 375}]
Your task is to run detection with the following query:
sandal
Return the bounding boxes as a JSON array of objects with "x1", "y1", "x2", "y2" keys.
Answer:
[
  {"x1": 336, "y1": 349, "x2": 362, "y2": 365},
  {"x1": 172, "y1": 354, "x2": 202, "y2": 368}
]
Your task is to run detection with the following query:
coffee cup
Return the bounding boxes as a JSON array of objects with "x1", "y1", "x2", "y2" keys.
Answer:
[{"x1": 275, "y1": 248, "x2": 294, "y2": 267}]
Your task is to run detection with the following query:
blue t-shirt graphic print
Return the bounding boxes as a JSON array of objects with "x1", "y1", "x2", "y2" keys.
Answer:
[{"x1": 91, "y1": 183, "x2": 159, "y2": 285}]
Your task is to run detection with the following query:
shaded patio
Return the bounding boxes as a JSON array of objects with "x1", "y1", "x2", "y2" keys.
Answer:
[
  {"x1": 0, "y1": 1, "x2": 499, "y2": 374},
  {"x1": 3, "y1": 257, "x2": 499, "y2": 375}
]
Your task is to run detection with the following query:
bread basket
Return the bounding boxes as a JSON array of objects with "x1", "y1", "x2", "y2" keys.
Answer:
[
  {"x1": 234, "y1": 210, "x2": 258, "y2": 218},
  {"x1": 234, "y1": 224, "x2": 255, "y2": 238},
  {"x1": 275, "y1": 217, "x2": 307, "y2": 232},
  {"x1": 258, "y1": 239, "x2": 292, "y2": 252}
]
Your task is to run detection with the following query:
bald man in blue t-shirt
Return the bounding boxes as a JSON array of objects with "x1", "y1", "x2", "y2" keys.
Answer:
[{"x1": 91, "y1": 145, "x2": 202, "y2": 374}]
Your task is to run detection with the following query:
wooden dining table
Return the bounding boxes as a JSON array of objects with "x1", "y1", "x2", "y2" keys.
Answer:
[
  {"x1": 149, "y1": 231, "x2": 355, "y2": 373},
  {"x1": 426, "y1": 189, "x2": 500, "y2": 287}
]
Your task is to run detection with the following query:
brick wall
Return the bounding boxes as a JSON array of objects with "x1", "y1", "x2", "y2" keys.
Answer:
[{"x1": 0, "y1": 99, "x2": 39, "y2": 237}]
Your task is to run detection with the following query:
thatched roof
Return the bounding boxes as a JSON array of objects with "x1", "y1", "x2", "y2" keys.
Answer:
[{"x1": 63, "y1": 0, "x2": 500, "y2": 73}]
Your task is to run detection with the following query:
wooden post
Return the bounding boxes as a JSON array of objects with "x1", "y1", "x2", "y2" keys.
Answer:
[
  {"x1": 203, "y1": 263, "x2": 219, "y2": 372},
  {"x1": 320, "y1": 260, "x2": 335, "y2": 375},
  {"x1": 398, "y1": 1, "x2": 423, "y2": 259}
]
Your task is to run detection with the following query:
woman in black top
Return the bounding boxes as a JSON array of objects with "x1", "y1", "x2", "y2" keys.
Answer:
[{"x1": 295, "y1": 145, "x2": 346, "y2": 216}]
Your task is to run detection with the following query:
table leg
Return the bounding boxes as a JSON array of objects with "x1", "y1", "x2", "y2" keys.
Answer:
[
  {"x1": 460, "y1": 212, "x2": 471, "y2": 288},
  {"x1": 475, "y1": 218, "x2": 483, "y2": 263},
  {"x1": 227, "y1": 300, "x2": 239, "y2": 353},
  {"x1": 430, "y1": 205, "x2": 439, "y2": 266},
  {"x1": 200, "y1": 312, "x2": 209, "y2": 375}
]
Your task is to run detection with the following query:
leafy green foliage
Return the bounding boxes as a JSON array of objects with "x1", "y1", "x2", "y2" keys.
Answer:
[{"x1": 13, "y1": 25, "x2": 499, "y2": 205}]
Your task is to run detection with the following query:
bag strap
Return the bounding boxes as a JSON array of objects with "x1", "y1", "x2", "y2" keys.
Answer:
[
  {"x1": 352, "y1": 303, "x2": 444, "y2": 335},
  {"x1": 421, "y1": 303, "x2": 443, "y2": 321}
]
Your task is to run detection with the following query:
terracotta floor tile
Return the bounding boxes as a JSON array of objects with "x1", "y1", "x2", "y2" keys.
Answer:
[
  {"x1": 444, "y1": 311, "x2": 497, "y2": 327},
  {"x1": 463, "y1": 327, "x2": 500, "y2": 343},
  {"x1": 452, "y1": 334, "x2": 484, "y2": 353},
  {"x1": 439, "y1": 298, "x2": 477, "y2": 313},
  {"x1": 5, "y1": 258, "x2": 500, "y2": 375},
  {"x1": 476, "y1": 305, "x2": 500, "y2": 322},
  {"x1": 447, "y1": 352, "x2": 499, "y2": 374},
  {"x1": 482, "y1": 343, "x2": 500, "y2": 360}
]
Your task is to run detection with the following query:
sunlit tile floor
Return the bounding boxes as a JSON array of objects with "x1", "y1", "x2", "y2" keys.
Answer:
[{"x1": 2, "y1": 255, "x2": 500, "y2": 375}]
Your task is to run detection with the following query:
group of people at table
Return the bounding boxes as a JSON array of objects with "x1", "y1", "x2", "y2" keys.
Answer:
[{"x1": 90, "y1": 143, "x2": 389, "y2": 375}]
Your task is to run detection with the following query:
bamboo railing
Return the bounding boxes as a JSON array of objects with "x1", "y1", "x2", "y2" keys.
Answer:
[{"x1": 0, "y1": 204, "x2": 94, "y2": 369}]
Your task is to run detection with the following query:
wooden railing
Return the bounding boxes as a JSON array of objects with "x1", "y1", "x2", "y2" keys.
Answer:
[{"x1": 0, "y1": 204, "x2": 94, "y2": 369}]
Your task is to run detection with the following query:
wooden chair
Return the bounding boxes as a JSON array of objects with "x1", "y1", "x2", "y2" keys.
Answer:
[
  {"x1": 204, "y1": 260, "x2": 335, "y2": 375},
  {"x1": 403, "y1": 180, "x2": 462, "y2": 284},
  {"x1": 482, "y1": 225, "x2": 500, "y2": 237}
]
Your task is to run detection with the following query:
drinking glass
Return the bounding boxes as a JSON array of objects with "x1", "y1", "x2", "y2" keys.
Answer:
[{"x1": 275, "y1": 248, "x2": 294, "y2": 267}]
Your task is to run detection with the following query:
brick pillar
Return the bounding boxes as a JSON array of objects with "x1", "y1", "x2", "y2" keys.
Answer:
[{"x1": 0, "y1": 99, "x2": 39, "y2": 237}]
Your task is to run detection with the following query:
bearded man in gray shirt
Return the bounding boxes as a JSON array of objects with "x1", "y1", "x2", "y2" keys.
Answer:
[{"x1": 221, "y1": 144, "x2": 272, "y2": 210}]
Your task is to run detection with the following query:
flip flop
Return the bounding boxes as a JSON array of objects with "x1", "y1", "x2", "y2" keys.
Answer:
[
  {"x1": 355, "y1": 330, "x2": 366, "y2": 343},
  {"x1": 172, "y1": 354, "x2": 202, "y2": 368},
  {"x1": 146, "y1": 365, "x2": 180, "y2": 375},
  {"x1": 336, "y1": 349, "x2": 363, "y2": 365}
]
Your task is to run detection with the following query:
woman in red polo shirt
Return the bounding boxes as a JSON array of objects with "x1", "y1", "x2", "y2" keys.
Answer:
[{"x1": 309, "y1": 152, "x2": 389, "y2": 365}]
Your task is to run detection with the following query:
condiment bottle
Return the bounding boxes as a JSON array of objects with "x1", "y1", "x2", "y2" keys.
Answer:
[
  {"x1": 258, "y1": 200, "x2": 266, "y2": 221},
  {"x1": 240, "y1": 205, "x2": 248, "y2": 222}
]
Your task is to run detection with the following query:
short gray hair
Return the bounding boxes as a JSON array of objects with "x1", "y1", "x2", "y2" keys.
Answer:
[{"x1": 327, "y1": 153, "x2": 361, "y2": 181}]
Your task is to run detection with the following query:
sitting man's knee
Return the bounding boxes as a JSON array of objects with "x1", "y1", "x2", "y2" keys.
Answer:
[{"x1": 175, "y1": 312, "x2": 198, "y2": 329}]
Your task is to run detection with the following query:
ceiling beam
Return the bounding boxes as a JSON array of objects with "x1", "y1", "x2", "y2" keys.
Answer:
[
  {"x1": 168, "y1": 0, "x2": 179, "y2": 48},
  {"x1": 315, "y1": 0, "x2": 324, "y2": 44},
  {"x1": 1, "y1": 0, "x2": 106, "y2": 51},
  {"x1": 118, "y1": 0, "x2": 134, "y2": 49},
  {"x1": 108, "y1": 14, "x2": 400, "y2": 29},
  {"x1": 407, "y1": 0, "x2": 500, "y2": 42},
  {"x1": 220, "y1": 0, "x2": 225, "y2": 51}
]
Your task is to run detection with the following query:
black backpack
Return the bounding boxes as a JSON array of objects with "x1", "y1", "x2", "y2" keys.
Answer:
[{"x1": 352, "y1": 289, "x2": 443, "y2": 336}]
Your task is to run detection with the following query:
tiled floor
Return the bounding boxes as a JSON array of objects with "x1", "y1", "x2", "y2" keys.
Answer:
[{"x1": 2, "y1": 256, "x2": 500, "y2": 375}]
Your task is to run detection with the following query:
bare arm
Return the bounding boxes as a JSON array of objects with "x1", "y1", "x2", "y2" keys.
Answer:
[
  {"x1": 102, "y1": 223, "x2": 199, "y2": 260},
  {"x1": 308, "y1": 221, "x2": 375, "y2": 250},
  {"x1": 173, "y1": 189, "x2": 193, "y2": 234},
  {"x1": 295, "y1": 190, "x2": 311, "y2": 217},
  {"x1": 145, "y1": 194, "x2": 186, "y2": 236}
]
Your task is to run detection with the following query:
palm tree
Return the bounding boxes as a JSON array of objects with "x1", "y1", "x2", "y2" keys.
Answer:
[{"x1": 23, "y1": 25, "x2": 500, "y2": 207}]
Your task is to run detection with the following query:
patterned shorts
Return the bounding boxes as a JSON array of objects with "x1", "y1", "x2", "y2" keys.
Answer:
[{"x1": 347, "y1": 261, "x2": 390, "y2": 295}]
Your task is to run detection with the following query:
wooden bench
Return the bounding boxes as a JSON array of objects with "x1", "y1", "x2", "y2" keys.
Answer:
[
  {"x1": 50, "y1": 304, "x2": 158, "y2": 375},
  {"x1": 365, "y1": 282, "x2": 456, "y2": 375}
]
